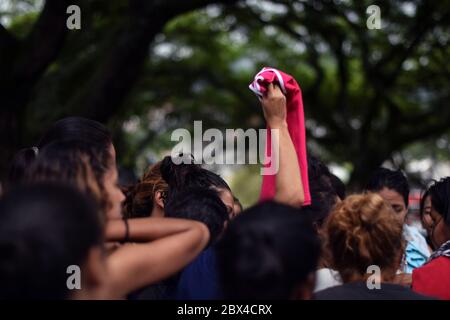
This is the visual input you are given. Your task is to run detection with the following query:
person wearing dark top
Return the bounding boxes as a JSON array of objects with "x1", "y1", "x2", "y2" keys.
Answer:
[
  {"x1": 217, "y1": 201, "x2": 321, "y2": 300},
  {"x1": 139, "y1": 157, "x2": 229, "y2": 300},
  {"x1": 316, "y1": 281, "x2": 432, "y2": 300},
  {"x1": 0, "y1": 184, "x2": 107, "y2": 299},
  {"x1": 126, "y1": 155, "x2": 231, "y2": 300},
  {"x1": 175, "y1": 246, "x2": 222, "y2": 300},
  {"x1": 315, "y1": 193, "x2": 432, "y2": 300}
]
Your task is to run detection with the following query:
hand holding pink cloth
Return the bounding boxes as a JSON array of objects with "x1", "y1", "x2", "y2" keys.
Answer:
[{"x1": 249, "y1": 67, "x2": 311, "y2": 206}]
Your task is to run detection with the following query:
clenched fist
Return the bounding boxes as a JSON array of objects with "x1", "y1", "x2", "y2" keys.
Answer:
[{"x1": 261, "y1": 83, "x2": 287, "y2": 129}]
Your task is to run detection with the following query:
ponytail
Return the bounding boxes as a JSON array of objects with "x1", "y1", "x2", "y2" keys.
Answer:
[{"x1": 160, "y1": 154, "x2": 202, "y2": 191}]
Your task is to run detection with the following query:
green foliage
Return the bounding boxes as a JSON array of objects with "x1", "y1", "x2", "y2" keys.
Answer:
[{"x1": 2, "y1": 0, "x2": 449, "y2": 186}]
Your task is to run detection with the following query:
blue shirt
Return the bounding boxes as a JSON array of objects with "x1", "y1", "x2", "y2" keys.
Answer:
[
  {"x1": 175, "y1": 247, "x2": 222, "y2": 300},
  {"x1": 403, "y1": 224, "x2": 431, "y2": 273}
]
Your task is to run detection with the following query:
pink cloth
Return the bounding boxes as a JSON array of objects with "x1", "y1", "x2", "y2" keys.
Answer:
[{"x1": 249, "y1": 67, "x2": 311, "y2": 206}]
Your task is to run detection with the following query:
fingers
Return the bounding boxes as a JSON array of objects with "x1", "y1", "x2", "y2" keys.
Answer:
[
  {"x1": 266, "y1": 83, "x2": 282, "y2": 98},
  {"x1": 266, "y1": 83, "x2": 274, "y2": 98}
]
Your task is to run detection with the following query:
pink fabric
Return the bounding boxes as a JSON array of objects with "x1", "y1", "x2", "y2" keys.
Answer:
[{"x1": 249, "y1": 67, "x2": 311, "y2": 206}]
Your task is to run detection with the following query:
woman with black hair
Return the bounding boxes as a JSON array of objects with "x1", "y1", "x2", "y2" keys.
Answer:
[
  {"x1": 412, "y1": 177, "x2": 450, "y2": 299},
  {"x1": 147, "y1": 155, "x2": 230, "y2": 300},
  {"x1": 366, "y1": 167, "x2": 431, "y2": 274},
  {"x1": 0, "y1": 183, "x2": 107, "y2": 299},
  {"x1": 217, "y1": 201, "x2": 321, "y2": 300},
  {"x1": 123, "y1": 158, "x2": 236, "y2": 220},
  {"x1": 8, "y1": 117, "x2": 114, "y2": 189},
  {"x1": 24, "y1": 140, "x2": 210, "y2": 299},
  {"x1": 126, "y1": 156, "x2": 230, "y2": 300}
]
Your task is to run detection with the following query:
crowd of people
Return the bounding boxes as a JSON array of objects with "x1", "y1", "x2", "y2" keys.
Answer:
[{"x1": 0, "y1": 84, "x2": 449, "y2": 300}]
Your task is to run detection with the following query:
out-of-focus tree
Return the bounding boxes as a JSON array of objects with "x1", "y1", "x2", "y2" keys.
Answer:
[
  {"x1": 1, "y1": 0, "x2": 449, "y2": 189},
  {"x1": 0, "y1": 0, "x2": 239, "y2": 181}
]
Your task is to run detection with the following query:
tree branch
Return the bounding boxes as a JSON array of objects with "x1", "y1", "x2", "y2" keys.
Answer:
[
  {"x1": 70, "y1": 0, "x2": 239, "y2": 122},
  {"x1": 12, "y1": 0, "x2": 75, "y2": 85}
]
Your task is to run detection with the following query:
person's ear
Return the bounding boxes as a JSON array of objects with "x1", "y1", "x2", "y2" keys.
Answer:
[
  {"x1": 154, "y1": 191, "x2": 165, "y2": 209},
  {"x1": 291, "y1": 272, "x2": 316, "y2": 300}
]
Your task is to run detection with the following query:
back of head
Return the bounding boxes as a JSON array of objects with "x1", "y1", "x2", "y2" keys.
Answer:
[
  {"x1": 160, "y1": 154, "x2": 230, "y2": 190},
  {"x1": 160, "y1": 154, "x2": 229, "y2": 242},
  {"x1": 303, "y1": 177, "x2": 338, "y2": 227},
  {"x1": 307, "y1": 154, "x2": 332, "y2": 182},
  {"x1": 164, "y1": 186, "x2": 228, "y2": 244},
  {"x1": 122, "y1": 156, "x2": 229, "y2": 219},
  {"x1": 25, "y1": 140, "x2": 110, "y2": 218},
  {"x1": 365, "y1": 167, "x2": 410, "y2": 207},
  {"x1": 217, "y1": 201, "x2": 320, "y2": 299},
  {"x1": 201, "y1": 169, "x2": 231, "y2": 191},
  {"x1": 324, "y1": 193, "x2": 404, "y2": 283},
  {"x1": 329, "y1": 173, "x2": 346, "y2": 200},
  {"x1": 0, "y1": 183, "x2": 102, "y2": 299},
  {"x1": 37, "y1": 117, "x2": 111, "y2": 149},
  {"x1": 428, "y1": 177, "x2": 450, "y2": 226},
  {"x1": 304, "y1": 155, "x2": 341, "y2": 225},
  {"x1": 7, "y1": 117, "x2": 112, "y2": 189},
  {"x1": 160, "y1": 154, "x2": 203, "y2": 190}
]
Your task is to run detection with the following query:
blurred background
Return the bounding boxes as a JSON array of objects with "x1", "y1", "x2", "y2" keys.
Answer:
[{"x1": 0, "y1": 0, "x2": 449, "y2": 207}]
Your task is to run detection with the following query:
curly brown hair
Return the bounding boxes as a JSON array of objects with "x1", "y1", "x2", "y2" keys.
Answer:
[
  {"x1": 122, "y1": 161, "x2": 168, "y2": 218},
  {"x1": 323, "y1": 193, "x2": 405, "y2": 283}
]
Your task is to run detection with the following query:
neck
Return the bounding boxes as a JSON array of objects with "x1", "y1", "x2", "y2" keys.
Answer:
[
  {"x1": 151, "y1": 206, "x2": 164, "y2": 218},
  {"x1": 345, "y1": 270, "x2": 396, "y2": 284}
]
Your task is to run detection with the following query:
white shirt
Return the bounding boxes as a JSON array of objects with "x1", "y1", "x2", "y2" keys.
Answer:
[{"x1": 314, "y1": 268, "x2": 342, "y2": 293}]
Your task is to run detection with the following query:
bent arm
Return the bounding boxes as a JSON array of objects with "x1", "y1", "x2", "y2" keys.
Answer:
[{"x1": 104, "y1": 218, "x2": 210, "y2": 298}]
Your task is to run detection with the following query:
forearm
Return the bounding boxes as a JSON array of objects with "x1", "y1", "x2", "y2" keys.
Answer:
[
  {"x1": 106, "y1": 222, "x2": 210, "y2": 297},
  {"x1": 105, "y1": 217, "x2": 206, "y2": 242},
  {"x1": 273, "y1": 124, "x2": 304, "y2": 207}
]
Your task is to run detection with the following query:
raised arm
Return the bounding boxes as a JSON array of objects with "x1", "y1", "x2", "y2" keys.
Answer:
[
  {"x1": 104, "y1": 217, "x2": 210, "y2": 298},
  {"x1": 261, "y1": 83, "x2": 304, "y2": 207}
]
